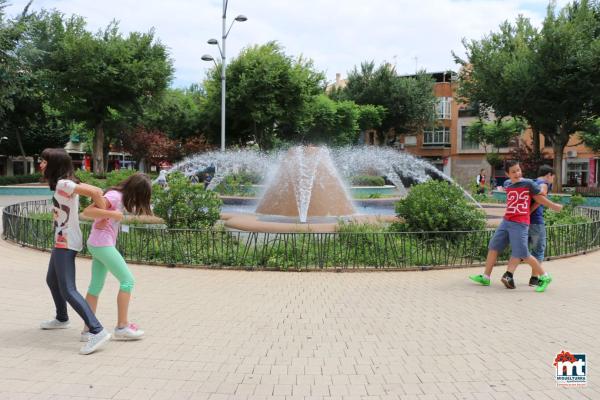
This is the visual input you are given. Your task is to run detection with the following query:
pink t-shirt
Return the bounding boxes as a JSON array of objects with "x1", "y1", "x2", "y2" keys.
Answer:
[{"x1": 87, "y1": 190, "x2": 123, "y2": 247}]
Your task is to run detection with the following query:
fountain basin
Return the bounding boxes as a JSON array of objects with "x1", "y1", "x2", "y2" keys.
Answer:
[{"x1": 221, "y1": 212, "x2": 399, "y2": 233}]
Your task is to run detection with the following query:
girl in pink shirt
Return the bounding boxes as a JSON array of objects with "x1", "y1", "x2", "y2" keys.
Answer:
[{"x1": 81, "y1": 173, "x2": 153, "y2": 341}]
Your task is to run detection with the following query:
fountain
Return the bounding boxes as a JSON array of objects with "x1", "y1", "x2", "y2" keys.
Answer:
[
  {"x1": 255, "y1": 146, "x2": 354, "y2": 223},
  {"x1": 169, "y1": 145, "x2": 482, "y2": 232}
]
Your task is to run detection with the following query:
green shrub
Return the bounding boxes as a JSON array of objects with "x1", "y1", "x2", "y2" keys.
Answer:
[
  {"x1": 350, "y1": 175, "x2": 385, "y2": 186},
  {"x1": 0, "y1": 173, "x2": 42, "y2": 186},
  {"x1": 395, "y1": 180, "x2": 486, "y2": 232},
  {"x1": 152, "y1": 172, "x2": 222, "y2": 229},
  {"x1": 104, "y1": 169, "x2": 137, "y2": 188},
  {"x1": 570, "y1": 193, "x2": 585, "y2": 207},
  {"x1": 74, "y1": 170, "x2": 105, "y2": 188},
  {"x1": 337, "y1": 220, "x2": 386, "y2": 233},
  {"x1": 75, "y1": 169, "x2": 139, "y2": 210},
  {"x1": 470, "y1": 192, "x2": 501, "y2": 204},
  {"x1": 544, "y1": 194, "x2": 589, "y2": 226},
  {"x1": 215, "y1": 171, "x2": 262, "y2": 196},
  {"x1": 544, "y1": 209, "x2": 589, "y2": 226}
]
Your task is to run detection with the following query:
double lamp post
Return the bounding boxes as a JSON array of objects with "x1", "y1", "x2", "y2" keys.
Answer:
[{"x1": 202, "y1": 0, "x2": 247, "y2": 152}]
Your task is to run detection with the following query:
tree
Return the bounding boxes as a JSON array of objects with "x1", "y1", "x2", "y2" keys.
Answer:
[
  {"x1": 581, "y1": 119, "x2": 600, "y2": 152},
  {"x1": 466, "y1": 118, "x2": 525, "y2": 151},
  {"x1": 141, "y1": 86, "x2": 205, "y2": 140},
  {"x1": 122, "y1": 127, "x2": 179, "y2": 171},
  {"x1": 466, "y1": 118, "x2": 525, "y2": 181},
  {"x1": 357, "y1": 104, "x2": 386, "y2": 131},
  {"x1": 0, "y1": 0, "x2": 18, "y2": 119},
  {"x1": 28, "y1": 11, "x2": 173, "y2": 174},
  {"x1": 287, "y1": 94, "x2": 386, "y2": 146},
  {"x1": 202, "y1": 42, "x2": 325, "y2": 149},
  {"x1": 123, "y1": 126, "x2": 212, "y2": 172},
  {"x1": 337, "y1": 61, "x2": 436, "y2": 142},
  {"x1": 0, "y1": 2, "x2": 69, "y2": 158},
  {"x1": 509, "y1": 138, "x2": 552, "y2": 178},
  {"x1": 455, "y1": 0, "x2": 600, "y2": 191}
]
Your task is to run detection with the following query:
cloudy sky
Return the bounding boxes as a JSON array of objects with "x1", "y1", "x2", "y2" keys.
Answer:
[{"x1": 6, "y1": 0, "x2": 571, "y2": 88}]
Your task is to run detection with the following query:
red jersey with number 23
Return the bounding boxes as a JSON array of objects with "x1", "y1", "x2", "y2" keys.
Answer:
[{"x1": 503, "y1": 178, "x2": 541, "y2": 224}]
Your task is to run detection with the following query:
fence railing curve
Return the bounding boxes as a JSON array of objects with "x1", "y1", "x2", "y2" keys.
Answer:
[{"x1": 3, "y1": 200, "x2": 600, "y2": 270}]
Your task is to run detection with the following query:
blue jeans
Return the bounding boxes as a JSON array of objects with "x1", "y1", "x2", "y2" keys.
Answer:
[
  {"x1": 46, "y1": 248, "x2": 103, "y2": 334},
  {"x1": 529, "y1": 223, "x2": 547, "y2": 262}
]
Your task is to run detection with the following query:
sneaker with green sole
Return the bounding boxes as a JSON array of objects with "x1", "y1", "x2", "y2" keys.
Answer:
[
  {"x1": 469, "y1": 274, "x2": 490, "y2": 286},
  {"x1": 535, "y1": 274, "x2": 553, "y2": 292}
]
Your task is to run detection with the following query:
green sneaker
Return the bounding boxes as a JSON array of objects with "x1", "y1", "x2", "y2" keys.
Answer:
[
  {"x1": 469, "y1": 274, "x2": 490, "y2": 286},
  {"x1": 535, "y1": 274, "x2": 553, "y2": 292}
]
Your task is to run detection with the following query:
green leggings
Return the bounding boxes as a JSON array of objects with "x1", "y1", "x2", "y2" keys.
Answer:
[{"x1": 87, "y1": 245, "x2": 135, "y2": 296}]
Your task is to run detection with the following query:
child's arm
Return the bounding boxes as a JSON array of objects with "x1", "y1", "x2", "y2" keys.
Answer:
[
  {"x1": 530, "y1": 183, "x2": 548, "y2": 214},
  {"x1": 83, "y1": 204, "x2": 124, "y2": 222},
  {"x1": 73, "y1": 183, "x2": 108, "y2": 209},
  {"x1": 532, "y1": 193, "x2": 562, "y2": 212}
]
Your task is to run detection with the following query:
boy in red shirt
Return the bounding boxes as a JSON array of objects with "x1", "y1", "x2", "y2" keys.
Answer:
[{"x1": 469, "y1": 161, "x2": 562, "y2": 292}]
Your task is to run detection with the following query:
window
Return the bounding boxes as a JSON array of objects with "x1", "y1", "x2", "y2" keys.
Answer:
[
  {"x1": 460, "y1": 126, "x2": 479, "y2": 150},
  {"x1": 423, "y1": 127, "x2": 450, "y2": 147},
  {"x1": 404, "y1": 135, "x2": 417, "y2": 146},
  {"x1": 567, "y1": 162, "x2": 589, "y2": 187},
  {"x1": 13, "y1": 161, "x2": 25, "y2": 175},
  {"x1": 436, "y1": 97, "x2": 452, "y2": 119}
]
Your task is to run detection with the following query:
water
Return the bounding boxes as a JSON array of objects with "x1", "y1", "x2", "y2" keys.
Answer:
[
  {"x1": 291, "y1": 147, "x2": 321, "y2": 222},
  {"x1": 168, "y1": 145, "x2": 481, "y2": 220},
  {"x1": 222, "y1": 203, "x2": 396, "y2": 216}
]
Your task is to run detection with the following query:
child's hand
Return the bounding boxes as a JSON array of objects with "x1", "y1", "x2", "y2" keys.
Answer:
[
  {"x1": 113, "y1": 211, "x2": 124, "y2": 222},
  {"x1": 551, "y1": 203, "x2": 563, "y2": 212}
]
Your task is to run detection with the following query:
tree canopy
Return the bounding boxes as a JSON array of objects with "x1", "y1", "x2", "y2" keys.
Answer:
[
  {"x1": 455, "y1": 0, "x2": 600, "y2": 190},
  {"x1": 0, "y1": 1, "x2": 69, "y2": 157},
  {"x1": 202, "y1": 41, "x2": 326, "y2": 149},
  {"x1": 25, "y1": 11, "x2": 173, "y2": 173},
  {"x1": 335, "y1": 61, "x2": 437, "y2": 138}
]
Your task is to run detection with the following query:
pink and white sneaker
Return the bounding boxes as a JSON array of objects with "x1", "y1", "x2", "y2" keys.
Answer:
[{"x1": 113, "y1": 323, "x2": 144, "y2": 341}]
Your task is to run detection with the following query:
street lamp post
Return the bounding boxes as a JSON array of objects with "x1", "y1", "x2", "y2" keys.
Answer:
[{"x1": 201, "y1": 1, "x2": 247, "y2": 152}]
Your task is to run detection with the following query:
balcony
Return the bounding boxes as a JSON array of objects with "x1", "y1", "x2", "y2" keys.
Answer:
[
  {"x1": 458, "y1": 107, "x2": 478, "y2": 118},
  {"x1": 423, "y1": 130, "x2": 450, "y2": 148}
]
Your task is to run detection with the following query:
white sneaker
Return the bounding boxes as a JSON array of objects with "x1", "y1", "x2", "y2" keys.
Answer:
[
  {"x1": 113, "y1": 323, "x2": 144, "y2": 341},
  {"x1": 80, "y1": 331, "x2": 91, "y2": 342},
  {"x1": 79, "y1": 329, "x2": 110, "y2": 355},
  {"x1": 40, "y1": 319, "x2": 70, "y2": 330}
]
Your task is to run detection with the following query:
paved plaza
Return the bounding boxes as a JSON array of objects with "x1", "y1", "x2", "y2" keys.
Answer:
[{"x1": 1, "y1": 199, "x2": 599, "y2": 400}]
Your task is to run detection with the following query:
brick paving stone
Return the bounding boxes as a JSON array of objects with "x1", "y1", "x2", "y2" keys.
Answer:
[{"x1": 0, "y1": 201, "x2": 598, "y2": 400}]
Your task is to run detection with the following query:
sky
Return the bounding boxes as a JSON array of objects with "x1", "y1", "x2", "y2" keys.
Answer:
[{"x1": 5, "y1": 0, "x2": 571, "y2": 88}]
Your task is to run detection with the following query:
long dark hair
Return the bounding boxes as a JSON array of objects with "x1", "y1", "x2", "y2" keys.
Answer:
[
  {"x1": 40, "y1": 148, "x2": 79, "y2": 191},
  {"x1": 105, "y1": 173, "x2": 153, "y2": 215}
]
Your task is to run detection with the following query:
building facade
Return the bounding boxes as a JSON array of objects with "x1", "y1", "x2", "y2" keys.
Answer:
[{"x1": 332, "y1": 70, "x2": 599, "y2": 190}]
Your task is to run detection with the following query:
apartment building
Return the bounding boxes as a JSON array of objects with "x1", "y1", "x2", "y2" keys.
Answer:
[
  {"x1": 453, "y1": 104, "x2": 598, "y2": 189},
  {"x1": 395, "y1": 71, "x2": 454, "y2": 176}
]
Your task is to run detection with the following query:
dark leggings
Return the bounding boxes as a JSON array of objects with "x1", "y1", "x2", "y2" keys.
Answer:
[{"x1": 46, "y1": 248, "x2": 103, "y2": 334}]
